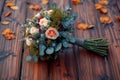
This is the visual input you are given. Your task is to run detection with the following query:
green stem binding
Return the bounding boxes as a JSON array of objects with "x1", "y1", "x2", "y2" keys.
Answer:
[{"x1": 71, "y1": 38, "x2": 108, "y2": 56}]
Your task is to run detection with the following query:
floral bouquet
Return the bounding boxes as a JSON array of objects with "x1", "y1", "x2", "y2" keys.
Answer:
[{"x1": 23, "y1": 3, "x2": 108, "y2": 62}]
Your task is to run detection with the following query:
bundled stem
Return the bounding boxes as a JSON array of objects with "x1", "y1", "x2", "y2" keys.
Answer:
[{"x1": 71, "y1": 38, "x2": 108, "y2": 56}]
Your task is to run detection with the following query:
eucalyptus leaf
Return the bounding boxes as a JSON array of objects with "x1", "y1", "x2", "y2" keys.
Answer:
[
  {"x1": 39, "y1": 44, "x2": 46, "y2": 56},
  {"x1": 26, "y1": 55, "x2": 32, "y2": 62},
  {"x1": 51, "y1": 3, "x2": 57, "y2": 9},
  {"x1": 46, "y1": 47, "x2": 54, "y2": 55},
  {"x1": 33, "y1": 56, "x2": 38, "y2": 62},
  {"x1": 55, "y1": 43, "x2": 62, "y2": 52},
  {"x1": 62, "y1": 40, "x2": 69, "y2": 48}
]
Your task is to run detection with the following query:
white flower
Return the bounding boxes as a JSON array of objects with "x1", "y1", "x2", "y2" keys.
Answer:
[
  {"x1": 26, "y1": 28, "x2": 29, "y2": 33},
  {"x1": 39, "y1": 18, "x2": 49, "y2": 27},
  {"x1": 30, "y1": 27, "x2": 39, "y2": 35},
  {"x1": 35, "y1": 13, "x2": 41, "y2": 17},
  {"x1": 45, "y1": 27, "x2": 59, "y2": 40},
  {"x1": 25, "y1": 38, "x2": 32, "y2": 46},
  {"x1": 47, "y1": 10, "x2": 53, "y2": 15}
]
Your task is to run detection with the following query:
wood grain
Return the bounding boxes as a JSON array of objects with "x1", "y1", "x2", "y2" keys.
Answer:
[{"x1": 0, "y1": 0, "x2": 120, "y2": 80}]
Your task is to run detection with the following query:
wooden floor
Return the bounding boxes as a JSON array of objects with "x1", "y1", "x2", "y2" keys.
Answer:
[{"x1": 0, "y1": 0, "x2": 120, "y2": 80}]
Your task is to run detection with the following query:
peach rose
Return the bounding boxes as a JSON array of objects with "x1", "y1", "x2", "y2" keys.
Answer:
[
  {"x1": 45, "y1": 27, "x2": 59, "y2": 40},
  {"x1": 39, "y1": 18, "x2": 49, "y2": 27},
  {"x1": 30, "y1": 27, "x2": 39, "y2": 35}
]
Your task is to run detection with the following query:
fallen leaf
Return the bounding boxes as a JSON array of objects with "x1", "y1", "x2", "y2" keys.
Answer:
[
  {"x1": 10, "y1": 6, "x2": 19, "y2": 10},
  {"x1": 100, "y1": 7, "x2": 108, "y2": 14},
  {"x1": 4, "y1": 11, "x2": 12, "y2": 17},
  {"x1": 6, "y1": 1, "x2": 15, "y2": 7},
  {"x1": 95, "y1": 3, "x2": 103, "y2": 10},
  {"x1": 2, "y1": 28, "x2": 15, "y2": 40},
  {"x1": 42, "y1": 0, "x2": 49, "y2": 5},
  {"x1": 98, "y1": 0, "x2": 109, "y2": 5},
  {"x1": 100, "y1": 16, "x2": 112, "y2": 24},
  {"x1": 1, "y1": 21, "x2": 10, "y2": 25},
  {"x1": 72, "y1": 0, "x2": 80, "y2": 5},
  {"x1": 76, "y1": 23, "x2": 94, "y2": 30},
  {"x1": 29, "y1": 4, "x2": 41, "y2": 11}
]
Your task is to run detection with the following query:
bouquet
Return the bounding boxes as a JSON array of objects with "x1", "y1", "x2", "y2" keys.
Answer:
[{"x1": 23, "y1": 3, "x2": 108, "y2": 62}]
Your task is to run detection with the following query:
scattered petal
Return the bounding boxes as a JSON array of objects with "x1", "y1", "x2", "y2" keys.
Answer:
[
  {"x1": 1, "y1": 21, "x2": 10, "y2": 25},
  {"x1": 72, "y1": 0, "x2": 80, "y2": 5},
  {"x1": 2, "y1": 28, "x2": 15, "y2": 40},
  {"x1": 98, "y1": 0, "x2": 109, "y2": 5},
  {"x1": 100, "y1": 16, "x2": 112, "y2": 24},
  {"x1": 76, "y1": 23, "x2": 94, "y2": 30},
  {"x1": 117, "y1": 15, "x2": 120, "y2": 21},
  {"x1": 95, "y1": 3, "x2": 103, "y2": 10},
  {"x1": 6, "y1": 1, "x2": 15, "y2": 7},
  {"x1": 42, "y1": 0, "x2": 49, "y2": 5},
  {"x1": 4, "y1": 11, "x2": 12, "y2": 17},
  {"x1": 29, "y1": 4, "x2": 41, "y2": 11},
  {"x1": 100, "y1": 7, "x2": 108, "y2": 14},
  {"x1": 10, "y1": 6, "x2": 19, "y2": 10}
]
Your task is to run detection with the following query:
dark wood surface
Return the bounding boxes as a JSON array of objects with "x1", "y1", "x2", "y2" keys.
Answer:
[{"x1": 0, "y1": 0, "x2": 120, "y2": 80}]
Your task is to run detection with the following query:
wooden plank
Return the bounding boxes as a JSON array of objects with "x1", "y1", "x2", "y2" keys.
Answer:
[
  {"x1": 0, "y1": 0, "x2": 26, "y2": 79},
  {"x1": 0, "y1": 0, "x2": 6, "y2": 20},
  {"x1": 20, "y1": 0, "x2": 48, "y2": 80},
  {"x1": 47, "y1": 1, "x2": 78, "y2": 80},
  {"x1": 72, "y1": 0, "x2": 113, "y2": 80}
]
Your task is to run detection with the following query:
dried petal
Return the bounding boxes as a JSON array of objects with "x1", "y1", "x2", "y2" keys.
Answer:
[
  {"x1": 95, "y1": 3, "x2": 103, "y2": 10},
  {"x1": 99, "y1": 0, "x2": 109, "y2": 5},
  {"x1": 72, "y1": 0, "x2": 80, "y2": 5},
  {"x1": 10, "y1": 6, "x2": 19, "y2": 10},
  {"x1": 42, "y1": 0, "x2": 49, "y2": 5},
  {"x1": 6, "y1": 1, "x2": 15, "y2": 7},
  {"x1": 100, "y1": 16, "x2": 112, "y2": 24},
  {"x1": 1, "y1": 21, "x2": 10, "y2": 25},
  {"x1": 2, "y1": 28, "x2": 15, "y2": 40},
  {"x1": 117, "y1": 15, "x2": 120, "y2": 21},
  {"x1": 29, "y1": 4, "x2": 41, "y2": 11},
  {"x1": 4, "y1": 11, "x2": 12, "y2": 17},
  {"x1": 76, "y1": 23, "x2": 88, "y2": 30},
  {"x1": 100, "y1": 7, "x2": 108, "y2": 14}
]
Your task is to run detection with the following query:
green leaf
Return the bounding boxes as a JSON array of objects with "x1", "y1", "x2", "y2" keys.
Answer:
[
  {"x1": 39, "y1": 44, "x2": 46, "y2": 56},
  {"x1": 46, "y1": 47, "x2": 54, "y2": 55},
  {"x1": 55, "y1": 43, "x2": 62, "y2": 52},
  {"x1": 33, "y1": 56, "x2": 38, "y2": 62},
  {"x1": 62, "y1": 40, "x2": 69, "y2": 48},
  {"x1": 51, "y1": 3, "x2": 57, "y2": 9},
  {"x1": 26, "y1": 55, "x2": 32, "y2": 62},
  {"x1": 68, "y1": 37, "x2": 76, "y2": 43}
]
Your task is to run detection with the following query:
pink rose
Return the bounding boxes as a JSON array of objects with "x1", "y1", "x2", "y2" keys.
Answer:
[{"x1": 45, "y1": 27, "x2": 59, "y2": 40}]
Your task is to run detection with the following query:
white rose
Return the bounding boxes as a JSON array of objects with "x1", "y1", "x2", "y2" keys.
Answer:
[
  {"x1": 26, "y1": 38, "x2": 32, "y2": 46},
  {"x1": 39, "y1": 18, "x2": 49, "y2": 27},
  {"x1": 30, "y1": 27, "x2": 39, "y2": 35}
]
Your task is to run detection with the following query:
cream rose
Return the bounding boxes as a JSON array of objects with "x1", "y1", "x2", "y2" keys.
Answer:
[
  {"x1": 39, "y1": 18, "x2": 49, "y2": 27},
  {"x1": 30, "y1": 27, "x2": 39, "y2": 35},
  {"x1": 45, "y1": 27, "x2": 59, "y2": 40},
  {"x1": 25, "y1": 38, "x2": 32, "y2": 46}
]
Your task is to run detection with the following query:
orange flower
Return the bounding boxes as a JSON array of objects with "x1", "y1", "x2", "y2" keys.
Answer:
[{"x1": 45, "y1": 27, "x2": 59, "y2": 39}]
